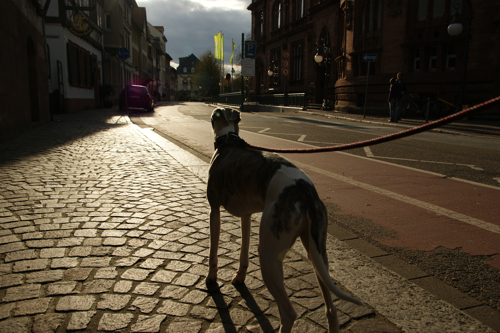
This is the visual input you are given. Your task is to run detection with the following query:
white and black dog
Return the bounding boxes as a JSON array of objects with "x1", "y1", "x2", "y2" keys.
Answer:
[{"x1": 206, "y1": 108, "x2": 364, "y2": 333}]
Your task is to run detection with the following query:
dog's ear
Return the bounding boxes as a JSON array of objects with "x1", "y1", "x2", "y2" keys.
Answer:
[
  {"x1": 211, "y1": 108, "x2": 226, "y2": 125},
  {"x1": 227, "y1": 109, "x2": 241, "y2": 123}
]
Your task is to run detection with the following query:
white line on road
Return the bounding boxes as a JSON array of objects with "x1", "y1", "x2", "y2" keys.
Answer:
[
  {"x1": 258, "y1": 128, "x2": 271, "y2": 133},
  {"x1": 294, "y1": 161, "x2": 500, "y2": 235},
  {"x1": 363, "y1": 146, "x2": 374, "y2": 157},
  {"x1": 298, "y1": 135, "x2": 307, "y2": 142}
]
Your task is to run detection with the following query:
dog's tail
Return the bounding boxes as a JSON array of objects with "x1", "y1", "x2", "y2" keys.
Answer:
[{"x1": 306, "y1": 200, "x2": 365, "y2": 307}]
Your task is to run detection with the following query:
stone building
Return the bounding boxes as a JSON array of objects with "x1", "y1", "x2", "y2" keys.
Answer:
[
  {"x1": 1, "y1": 0, "x2": 50, "y2": 142},
  {"x1": 248, "y1": 0, "x2": 500, "y2": 112}
]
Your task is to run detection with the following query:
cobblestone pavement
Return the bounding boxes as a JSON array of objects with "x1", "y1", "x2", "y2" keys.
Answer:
[{"x1": 0, "y1": 109, "x2": 400, "y2": 333}]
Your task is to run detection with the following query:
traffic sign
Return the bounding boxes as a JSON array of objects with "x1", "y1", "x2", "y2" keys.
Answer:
[
  {"x1": 282, "y1": 60, "x2": 290, "y2": 68},
  {"x1": 282, "y1": 68, "x2": 289, "y2": 76},
  {"x1": 282, "y1": 51, "x2": 290, "y2": 59},
  {"x1": 117, "y1": 47, "x2": 130, "y2": 60},
  {"x1": 362, "y1": 53, "x2": 377, "y2": 62},
  {"x1": 244, "y1": 41, "x2": 256, "y2": 59}
]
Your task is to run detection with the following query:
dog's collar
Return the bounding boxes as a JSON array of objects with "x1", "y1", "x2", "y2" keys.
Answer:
[{"x1": 214, "y1": 132, "x2": 244, "y2": 150}]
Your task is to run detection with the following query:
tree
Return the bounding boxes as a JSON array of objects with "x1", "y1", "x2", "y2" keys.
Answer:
[{"x1": 192, "y1": 50, "x2": 220, "y2": 97}]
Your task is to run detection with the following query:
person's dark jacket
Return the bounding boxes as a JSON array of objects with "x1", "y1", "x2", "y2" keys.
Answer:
[{"x1": 388, "y1": 81, "x2": 402, "y2": 102}]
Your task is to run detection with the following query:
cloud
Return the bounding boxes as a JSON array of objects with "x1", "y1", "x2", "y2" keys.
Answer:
[{"x1": 135, "y1": 0, "x2": 252, "y2": 69}]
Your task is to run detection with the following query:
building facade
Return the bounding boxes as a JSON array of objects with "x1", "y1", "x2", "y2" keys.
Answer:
[
  {"x1": 248, "y1": 0, "x2": 500, "y2": 112},
  {"x1": 177, "y1": 54, "x2": 200, "y2": 100}
]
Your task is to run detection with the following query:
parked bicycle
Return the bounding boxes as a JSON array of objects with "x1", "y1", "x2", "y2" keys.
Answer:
[{"x1": 402, "y1": 93, "x2": 458, "y2": 120}]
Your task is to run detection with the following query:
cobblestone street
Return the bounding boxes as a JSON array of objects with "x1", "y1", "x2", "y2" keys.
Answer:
[{"x1": 0, "y1": 109, "x2": 395, "y2": 332}]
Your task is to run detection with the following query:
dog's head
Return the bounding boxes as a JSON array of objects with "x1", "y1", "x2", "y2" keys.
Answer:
[{"x1": 211, "y1": 108, "x2": 241, "y2": 138}]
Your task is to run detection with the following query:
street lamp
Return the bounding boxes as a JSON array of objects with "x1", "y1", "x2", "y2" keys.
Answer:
[
  {"x1": 314, "y1": 37, "x2": 331, "y2": 110},
  {"x1": 447, "y1": 0, "x2": 474, "y2": 111},
  {"x1": 267, "y1": 60, "x2": 278, "y2": 92}
]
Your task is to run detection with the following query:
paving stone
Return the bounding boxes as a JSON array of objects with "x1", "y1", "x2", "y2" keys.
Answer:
[
  {"x1": 167, "y1": 262, "x2": 194, "y2": 274},
  {"x1": 131, "y1": 314, "x2": 167, "y2": 333},
  {"x1": 121, "y1": 268, "x2": 152, "y2": 281},
  {"x1": 25, "y1": 270, "x2": 64, "y2": 283},
  {"x1": 103, "y1": 237, "x2": 127, "y2": 246},
  {"x1": 190, "y1": 305, "x2": 219, "y2": 320},
  {"x1": 133, "y1": 248, "x2": 155, "y2": 257},
  {"x1": 4, "y1": 249, "x2": 37, "y2": 263},
  {"x1": 91, "y1": 246, "x2": 113, "y2": 256},
  {"x1": 39, "y1": 247, "x2": 66, "y2": 258},
  {"x1": 157, "y1": 299, "x2": 191, "y2": 316},
  {"x1": 0, "y1": 274, "x2": 23, "y2": 288},
  {"x1": 74, "y1": 229, "x2": 98, "y2": 237},
  {"x1": 160, "y1": 285, "x2": 190, "y2": 299},
  {"x1": 83, "y1": 237, "x2": 102, "y2": 246},
  {"x1": 56, "y1": 237, "x2": 84, "y2": 247},
  {"x1": 238, "y1": 296, "x2": 270, "y2": 314},
  {"x1": 14, "y1": 297, "x2": 52, "y2": 316},
  {"x1": 0, "y1": 234, "x2": 20, "y2": 244},
  {"x1": 0, "y1": 242, "x2": 25, "y2": 253},
  {"x1": 25, "y1": 239, "x2": 55, "y2": 248},
  {"x1": 133, "y1": 282, "x2": 161, "y2": 296},
  {"x1": 226, "y1": 308, "x2": 254, "y2": 326},
  {"x1": 139, "y1": 258, "x2": 164, "y2": 269},
  {"x1": 290, "y1": 318, "x2": 324, "y2": 332},
  {"x1": 151, "y1": 270, "x2": 177, "y2": 283},
  {"x1": 166, "y1": 318, "x2": 203, "y2": 333},
  {"x1": 129, "y1": 296, "x2": 159, "y2": 313},
  {"x1": 44, "y1": 230, "x2": 73, "y2": 239},
  {"x1": 64, "y1": 267, "x2": 92, "y2": 281},
  {"x1": 2, "y1": 283, "x2": 41, "y2": 302},
  {"x1": 148, "y1": 240, "x2": 168, "y2": 249},
  {"x1": 115, "y1": 257, "x2": 140, "y2": 267},
  {"x1": 112, "y1": 246, "x2": 133, "y2": 257},
  {"x1": 0, "y1": 317, "x2": 30, "y2": 333},
  {"x1": 46, "y1": 281, "x2": 80, "y2": 296},
  {"x1": 247, "y1": 316, "x2": 280, "y2": 333},
  {"x1": 83, "y1": 279, "x2": 115, "y2": 293},
  {"x1": 114, "y1": 280, "x2": 133, "y2": 293},
  {"x1": 95, "y1": 267, "x2": 118, "y2": 279},
  {"x1": 50, "y1": 257, "x2": 79, "y2": 268},
  {"x1": 67, "y1": 311, "x2": 97, "y2": 330},
  {"x1": 348, "y1": 317, "x2": 402, "y2": 333},
  {"x1": 180, "y1": 289, "x2": 208, "y2": 305},
  {"x1": 101, "y1": 230, "x2": 127, "y2": 237},
  {"x1": 68, "y1": 246, "x2": 92, "y2": 257},
  {"x1": 0, "y1": 303, "x2": 15, "y2": 320},
  {"x1": 80, "y1": 256, "x2": 111, "y2": 267},
  {"x1": 98, "y1": 313, "x2": 134, "y2": 331},
  {"x1": 335, "y1": 300, "x2": 374, "y2": 319},
  {"x1": 56, "y1": 295, "x2": 95, "y2": 311},
  {"x1": 97, "y1": 294, "x2": 132, "y2": 310},
  {"x1": 12, "y1": 259, "x2": 49, "y2": 273},
  {"x1": 152, "y1": 250, "x2": 183, "y2": 260},
  {"x1": 128, "y1": 238, "x2": 147, "y2": 248}
]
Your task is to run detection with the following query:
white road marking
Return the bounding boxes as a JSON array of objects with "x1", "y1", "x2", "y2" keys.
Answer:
[
  {"x1": 298, "y1": 135, "x2": 307, "y2": 142},
  {"x1": 494, "y1": 178, "x2": 500, "y2": 184},
  {"x1": 363, "y1": 147, "x2": 374, "y2": 157},
  {"x1": 258, "y1": 128, "x2": 271, "y2": 133},
  {"x1": 294, "y1": 161, "x2": 500, "y2": 235}
]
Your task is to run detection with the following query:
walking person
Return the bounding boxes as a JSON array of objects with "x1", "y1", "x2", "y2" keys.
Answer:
[
  {"x1": 388, "y1": 78, "x2": 401, "y2": 123},
  {"x1": 396, "y1": 72, "x2": 406, "y2": 120}
]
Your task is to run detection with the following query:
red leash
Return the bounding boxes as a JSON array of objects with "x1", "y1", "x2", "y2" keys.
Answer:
[{"x1": 246, "y1": 96, "x2": 500, "y2": 153}]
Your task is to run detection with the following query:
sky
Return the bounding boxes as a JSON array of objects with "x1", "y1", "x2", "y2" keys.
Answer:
[{"x1": 135, "y1": 0, "x2": 252, "y2": 73}]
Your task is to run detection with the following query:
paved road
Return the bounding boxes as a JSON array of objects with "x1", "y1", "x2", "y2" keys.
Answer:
[{"x1": 0, "y1": 107, "x2": 496, "y2": 332}]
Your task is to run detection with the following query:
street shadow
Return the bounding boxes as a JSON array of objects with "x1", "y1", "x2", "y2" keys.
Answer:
[
  {"x1": 205, "y1": 281, "x2": 238, "y2": 333},
  {"x1": 0, "y1": 108, "x2": 128, "y2": 166},
  {"x1": 234, "y1": 282, "x2": 275, "y2": 333}
]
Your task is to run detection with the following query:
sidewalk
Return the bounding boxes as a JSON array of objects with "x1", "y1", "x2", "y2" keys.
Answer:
[{"x1": 0, "y1": 107, "x2": 495, "y2": 332}]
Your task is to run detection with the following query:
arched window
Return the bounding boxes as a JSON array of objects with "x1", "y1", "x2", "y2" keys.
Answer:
[{"x1": 273, "y1": 2, "x2": 282, "y2": 31}]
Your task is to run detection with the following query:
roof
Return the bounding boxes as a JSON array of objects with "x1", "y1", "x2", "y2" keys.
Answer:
[{"x1": 178, "y1": 54, "x2": 200, "y2": 69}]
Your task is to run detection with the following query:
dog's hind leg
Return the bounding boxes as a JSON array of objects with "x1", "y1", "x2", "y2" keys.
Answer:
[
  {"x1": 206, "y1": 206, "x2": 221, "y2": 283},
  {"x1": 232, "y1": 214, "x2": 252, "y2": 284},
  {"x1": 259, "y1": 210, "x2": 297, "y2": 333},
  {"x1": 300, "y1": 233, "x2": 340, "y2": 333}
]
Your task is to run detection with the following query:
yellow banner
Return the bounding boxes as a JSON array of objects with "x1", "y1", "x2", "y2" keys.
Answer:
[
  {"x1": 214, "y1": 32, "x2": 224, "y2": 60},
  {"x1": 230, "y1": 40, "x2": 235, "y2": 63}
]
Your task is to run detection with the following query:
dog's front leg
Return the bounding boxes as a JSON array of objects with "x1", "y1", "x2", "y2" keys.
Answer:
[
  {"x1": 232, "y1": 214, "x2": 251, "y2": 284},
  {"x1": 206, "y1": 206, "x2": 221, "y2": 283}
]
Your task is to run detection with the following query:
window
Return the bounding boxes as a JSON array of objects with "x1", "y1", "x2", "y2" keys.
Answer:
[
  {"x1": 432, "y1": 0, "x2": 445, "y2": 18},
  {"x1": 292, "y1": 43, "x2": 303, "y2": 80},
  {"x1": 417, "y1": 0, "x2": 428, "y2": 21},
  {"x1": 413, "y1": 48, "x2": 421, "y2": 72},
  {"x1": 295, "y1": 0, "x2": 304, "y2": 20},
  {"x1": 273, "y1": 2, "x2": 282, "y2": 30},
  {"x1": 361, "y1": 0, "x2": 381, "y2": 33},
  {"x1": 105, "y1": 13, "x2": 111, "y2": 30},
  {"x1": 446, "y1": 45, "x2": 456, "y2": 70},
  {"x1": 259, "y1": 11, "x2": 264, "y2": 38},
  {"x1": 66, "y1": 41, "x2": 93, "y2": 88},
  {"x1": 429, "y1": 46, "x2": 437, "y2": 71}
]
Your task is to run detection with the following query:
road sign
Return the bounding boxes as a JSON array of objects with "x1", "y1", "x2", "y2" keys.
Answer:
[
  {"x1": 282, "y1": 60, "x2": 290, "y2": 68},
  {"x1": 117, "y1": 47, "x2": 130, "y2": 60},
  {"x1": 242, "y1": 58, "x2": 255, "y2": 76},
  {"x1": 282, "y1": 68, "x2": 289, "y2": 76},
  {"x1": 362, "y1": 53, "x2": 377, "y2": 62},
  {"x1": 282, "y1": 51, "x2": 290, "y2": 59},
  {"x1": 244, "y1": 41, "x2": 256, "y2": 59}
]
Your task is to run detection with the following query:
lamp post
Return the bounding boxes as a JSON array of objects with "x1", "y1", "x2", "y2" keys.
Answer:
[
  {"x1": 267, "y1": 60, "x2": 278, "y2": 93},
  {"x1": 314, "y1": 38, "x2": 331, "y2": 110},
  {"x1": 447, "y1": 0, "x2": 474, "y2": 111}
]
